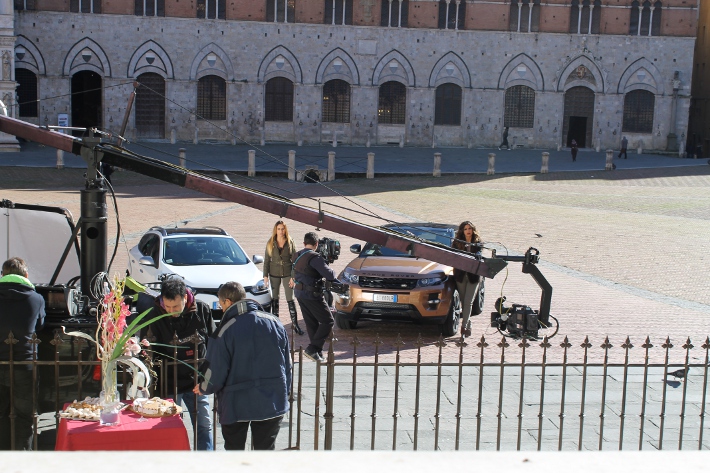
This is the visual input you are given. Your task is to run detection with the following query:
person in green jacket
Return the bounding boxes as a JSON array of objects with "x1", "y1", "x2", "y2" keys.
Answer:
[{"x1": 263, "y1": 220, "x2": 304, "y2": 335}]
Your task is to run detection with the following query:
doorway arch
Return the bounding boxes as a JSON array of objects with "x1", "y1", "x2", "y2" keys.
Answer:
[
  {"x1": 135, "y1": 73, "x2": 165, "y2": 139},
  {"x1": 71, "y1": 71, "x2": 102, "y2": 136},
  {"x1": 562, "y1": 86, "x2": 595, "y2": 147}
]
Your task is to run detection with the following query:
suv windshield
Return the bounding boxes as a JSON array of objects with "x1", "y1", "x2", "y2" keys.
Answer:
[
  {"x1": 162, "y1": 236, "x2": 249, "y2": 266},
  {"x1": 360, "y1": 226, "x2": 455, "y2": 257}
]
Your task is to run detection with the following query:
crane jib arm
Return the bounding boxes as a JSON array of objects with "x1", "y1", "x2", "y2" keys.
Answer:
[{"x1": 0, "y1": 115, "x2": 506, "y2": 278}]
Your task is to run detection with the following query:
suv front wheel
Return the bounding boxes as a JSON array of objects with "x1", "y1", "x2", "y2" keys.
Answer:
[
  {"x1": 335, "y1": 312, "x2": 357, "y2": 330},
  {"x1": 440, "y1": 289, "x2": 462, "y2": 337}
]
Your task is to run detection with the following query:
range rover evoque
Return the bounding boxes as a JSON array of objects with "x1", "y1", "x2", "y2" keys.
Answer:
[{"x1": 333, "y1": 223, "x2": 484, "y2": 336}]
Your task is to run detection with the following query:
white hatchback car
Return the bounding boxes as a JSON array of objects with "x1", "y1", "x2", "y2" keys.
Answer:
[{"x1": 128, "y1": 226, "x2": 271, "y2": 316}]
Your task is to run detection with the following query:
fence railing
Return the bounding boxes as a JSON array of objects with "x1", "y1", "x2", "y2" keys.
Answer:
[{"x1": 2, "y1": 330, "x2": 708, "y2": 451}]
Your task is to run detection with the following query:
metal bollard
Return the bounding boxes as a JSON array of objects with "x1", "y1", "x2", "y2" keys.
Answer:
[
  {"x1": 332, "y1": 131, "x2": 338, "y2": 148},
  {"x1": 432, "y1": 134, "x2": 437, "y2": 149},
  {"x1": 433, "y1": 152, "x2": 441, "y2": 177},
  {"x1": 179, "y1": 148, "x2": 186, "y2": 168},
  {"x1": 170, "y1": 128, "x2": 176, "y2": 145},
  {"x1": 366, "y1": 131, "x2": 371, "y2": 148},
  {"x1": 541, "y1": 152, "x2": 549, "y2": 174},
  {"x1": 260, "y1": 129, "x2": 265, "y2": 146},
  {"x1": 637, "y1": 141, "x2": 643, "y2": 155},
  {"x1": 56, "y1": 149, "x2": 64, "y2": 169},
  {"x1": 487, "y1": 153, "x2": 495, "y2": 175},
  {"x1": 288, "y1": 150, "x2": 296, "y2": 181},
  {"x1": 367, "y1": 152, "x2": 374, "y2": 179},
  {"x1": 605, "y1": 149, "x2": 614, "y2": 171},
  {"x1": 193, "y1": 127, "x2": 199, "y2": 145},
  {"x1": 327, "y1": 151, "x2": 335, "y2": 181},
  {"x1": 399, "y1": 134, "x2": 404, "y2": 148},
  {"x1": 248, "y1": 150, "x2": 256, "y2": 177}
]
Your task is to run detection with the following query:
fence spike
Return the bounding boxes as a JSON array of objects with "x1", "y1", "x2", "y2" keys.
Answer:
[
  {"x1": 559, "y1": 336, "x2": 571, "y2": 349},
  {"x1": 663, "y1": 337, "x2": 673, "y2": 349}
]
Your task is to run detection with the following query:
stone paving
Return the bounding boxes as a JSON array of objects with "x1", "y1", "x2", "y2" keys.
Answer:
[{"x1": 3, "y1": 145, "x2": 710, "y2": 450}]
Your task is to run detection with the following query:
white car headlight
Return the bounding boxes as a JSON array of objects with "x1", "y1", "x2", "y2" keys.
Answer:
[
  {"x1": 417, "y1": 276, "x2": 445, "y2": 287},
  {"x1": 342, "y1": 270, "x2": 359, "y2": 285},
  {"x1": 252, "y1": 279, "x2": 269, "y2": 295}
]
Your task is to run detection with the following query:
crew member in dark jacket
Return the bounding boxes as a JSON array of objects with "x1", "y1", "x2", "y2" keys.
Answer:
[
  {"x1": 0, "y1": 257, "x2": 45, "y2": 450},
  {"x1": 145, "y1": 277, "x2": 215, "y2": 450},
  {"x1": 291, "y1": 232, "x2": 337, "y2": 362},
  {"x1": 452, "y1": 221, "x2": 483, "y2": 338},
  {"x1": 196, "y1": 281, "x2": 291, "y2": 450}
]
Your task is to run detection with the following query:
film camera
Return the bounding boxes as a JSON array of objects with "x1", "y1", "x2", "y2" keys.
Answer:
[
  {"x1": 490, "y1": 296, "x2": 556, "y2": 339},
  {"x1": 316, "y1": 237, "x2": 341, "y2": 264}
]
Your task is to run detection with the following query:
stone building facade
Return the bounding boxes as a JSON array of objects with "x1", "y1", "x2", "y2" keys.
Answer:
[{"x1": 9, "y1": 0, "x2": 699, "y2": 150}]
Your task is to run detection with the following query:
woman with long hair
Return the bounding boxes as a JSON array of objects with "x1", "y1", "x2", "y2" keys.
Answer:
[
  {"x1": 452, "y1": 221, "x2": 483, "y2": 337},
  {"x1": 263, "y1": 220, "x2": 304, "y2": 335}
]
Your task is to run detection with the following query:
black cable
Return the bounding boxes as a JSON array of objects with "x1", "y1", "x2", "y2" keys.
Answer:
[{"x1": 97, "y1": 168, "x2": 121, "y2": 276}]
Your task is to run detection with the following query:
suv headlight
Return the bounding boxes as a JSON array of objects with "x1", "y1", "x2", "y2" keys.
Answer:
[
  {"x1": 342, "y1": 270, "x2": 359, "y2": 285},
  {"x1": 417, "y1": 276, "x2": 445, "y2": 287},
  {"x1": 252, "y1": 279, "x2": 269, "y2": 295}
]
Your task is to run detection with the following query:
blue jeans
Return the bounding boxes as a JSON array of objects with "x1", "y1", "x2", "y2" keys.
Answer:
[{"x1": 176, "y1": 392, "x2": 213, "y2": 450}]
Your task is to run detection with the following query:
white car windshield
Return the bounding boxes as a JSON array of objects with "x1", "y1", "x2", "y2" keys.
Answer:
[{"x1": 162, "y1": 236, "x2": 249, "y2": 266}]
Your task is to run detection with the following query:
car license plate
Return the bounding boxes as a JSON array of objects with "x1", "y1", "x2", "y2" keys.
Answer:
[{"x1": 373, "y1": 294, "x2": 397, "y2": 303}]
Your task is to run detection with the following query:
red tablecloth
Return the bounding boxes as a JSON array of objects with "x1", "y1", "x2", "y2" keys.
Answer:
[{"x1": 55, "y1": 402, "x2": 190, "y2": 451}]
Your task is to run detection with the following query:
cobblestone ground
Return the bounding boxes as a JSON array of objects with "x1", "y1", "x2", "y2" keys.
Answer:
[{"x1": 2, "y1": 166, "x2": 709, "y2": 367}]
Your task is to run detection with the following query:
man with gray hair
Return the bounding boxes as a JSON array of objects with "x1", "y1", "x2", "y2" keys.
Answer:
[
  {"x1": 195, "y1": 281, "x2": 290, "y2": 450},
  {"x1": 0, "y1": 257, "x2": 45, "y2": 450}
]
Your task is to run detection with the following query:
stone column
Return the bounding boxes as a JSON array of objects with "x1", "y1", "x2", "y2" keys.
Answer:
[
  {"x1": 433, "y1": 152, "x2": 441, "y2": 177},
  {"x1": 667, "y1": 73, "x2": 680, "y2": 152},
  {"x1": 288, "y1": 150, "x2": 296, "y2": 181},
  {"x1": 0, "y1": 0, "x2": 19, "y2": 151}
]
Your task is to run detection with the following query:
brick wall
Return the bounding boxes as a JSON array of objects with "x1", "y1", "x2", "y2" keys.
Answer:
[
  {"x1": 662, "y1": 9, "x2": 698, "y2": 37},
  {"x1": 230, "y1": 0, "x2": 266, "y2": 21},
  {"x1": 409, "y1": 0, "x2": 437, "y2": 29},
  {"x1": 539, "y1": 3, "x2": 568, "y2": 34},
  {"x1": 352, "y1": 0, "x2": 380, "y2": 26},
  {"x1": 165, "y1": 0, "x2": 196, "y2": 18},
  {"x1": 103, "y1": 0, "x2": 132, "y2": 15},
  {"x1": 296, "y1": 0, "x2": 324, "y2": 24},
  {"x1": 467, "y1": 3, "x2": 507, "y2": 32},
  {"x1": 37, "y1": 0, "x2": 68, "y2": 11}
]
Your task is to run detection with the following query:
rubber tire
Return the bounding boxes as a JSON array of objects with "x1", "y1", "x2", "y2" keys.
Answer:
[
  {"x1": 471, "y1": 279, "x2": 485, "y2": 315},
  {"x1": 334, "y1": 312, "x2": 357, "y2": 330},
  {"x1": 440, "y1": 289, "x2": 462, "y2": 337}
]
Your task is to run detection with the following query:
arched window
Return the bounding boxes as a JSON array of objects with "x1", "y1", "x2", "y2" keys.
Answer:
[
  {"x1": 630, "y1": 0, "x2": 661, "y2": 36},
  {"x1": 197, "y1": 75, "x2": 226, "y2": 120},
  {"x1": 265, "y1": 77, "x2": 294, "y2": 122},
  {"x1": 322, "y1": 79, "x2": 350, "y2": 123},
  {"x1": 504, "y1": 86, "x2": 535, "y2": 128},
  {"x1": 509, "y1": 0, "x2": 540, "y2": 33},
  {"x1": 135, "y1": 0, "x2": 165, "y2": 16},
  {"x1": 267, "y1": 0, "x2": 296, "y2": 22},
  {"x1": 378, "y1": 81, "x2": 406, "y2": 125},
  {"x1": 380, "y1": 0, "x2": 408, "y2": 27},
  {"x1": 438, "y1": 0, "x2": 465, "y2": 30},
  {"x1": 197, "y1": 0, "x2": 225, "y2": 19},
  {"x1": 622, "y1": 90, "x2": 655, "y2": 133},
  {"x1": 434, "y1": 83, "x2": 462, "y2": 126},
  {"x1": 570, "y1": 0, "x2": 601, "y2": 34},
  {"x1": 15, "y1": 68, "x2": 38, "y2": 118},
  {"x1": 324, "y1": 0, "x2": 352, "y2": 25}
]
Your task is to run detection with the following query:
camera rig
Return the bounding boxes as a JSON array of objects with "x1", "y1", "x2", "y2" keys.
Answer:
[
  {"x1": 316, "y1": 237, "x2": 341, "y2": 264},
  {"x1": 489, "y1": 247, "x2": 559, "y2": 339}
]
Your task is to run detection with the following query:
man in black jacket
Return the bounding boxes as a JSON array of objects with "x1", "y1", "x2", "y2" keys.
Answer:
[
  {"x1": 145, "y1": 277, "x2": 215, "y2": 450},
  {"x1": 291, "y1": 232, "x2": 337, "y2": 362},
  {"x1": 0, "y1": 257, "x2": 45, "y2": 450}
]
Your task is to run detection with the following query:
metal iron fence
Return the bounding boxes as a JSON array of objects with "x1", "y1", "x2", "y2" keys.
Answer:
[{"x1": 2, "y1": 330, "x2": 709, "y2": 451}]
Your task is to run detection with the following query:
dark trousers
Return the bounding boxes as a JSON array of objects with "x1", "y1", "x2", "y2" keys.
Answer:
[
  {"x1": 221, "y1": 416, "x2": 283, "y2": 450},
  {"x1": 618, "y1": 148, "x2": 627, "y2": 159},
  {"x1": 0, "y1": 369, "x2": 35, "y2": 451},
  {"x1": 297, "y1": 297, "x2": 333, "y2": 352}
]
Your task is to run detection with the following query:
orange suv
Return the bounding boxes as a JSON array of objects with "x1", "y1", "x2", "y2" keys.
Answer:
[{"x1": 334, "y1": 223, "x2": 484, "y2": 336}]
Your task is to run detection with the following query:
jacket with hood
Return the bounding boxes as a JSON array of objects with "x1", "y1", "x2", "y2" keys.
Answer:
[
  {"x1": 200, "y1": 299, "x2": 291, "y2": 425},
  {"x1": 145, "y1": 289, "x2": 216, "y2": 393},
  {"x1": 0, "y1": 274, "x2": 45, "y2": 368}
]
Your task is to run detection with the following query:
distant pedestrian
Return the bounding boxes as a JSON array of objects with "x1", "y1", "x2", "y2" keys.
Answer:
[
  {"x1": 570, "y1": 139, "x2": 578, "y2": 162},
  {"x1": 498, "y1": 127, "x2": 509, "y2": 150},
  {"x1": 618, "y1": 136, "x2": 628, "y2": 159}
]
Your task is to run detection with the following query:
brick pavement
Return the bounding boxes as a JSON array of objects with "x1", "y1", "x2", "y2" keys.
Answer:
[{"x1": 2, "y1": 165, "x2": 709, "y2": 367}]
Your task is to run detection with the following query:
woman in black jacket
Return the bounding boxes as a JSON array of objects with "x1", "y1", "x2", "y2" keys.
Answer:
[{"x1": 452, "y1": 221, "x2": 483, "y2": 338}]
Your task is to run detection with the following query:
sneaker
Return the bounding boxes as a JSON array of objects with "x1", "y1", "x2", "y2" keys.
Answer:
[{"x1": 304, "y1": 347, "x2": 324, "y2": 362}]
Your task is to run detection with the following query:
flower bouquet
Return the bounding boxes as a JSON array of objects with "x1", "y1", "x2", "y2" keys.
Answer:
[{"x1": 65, "y1": 276, "x2": 172, "y2": 424}]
